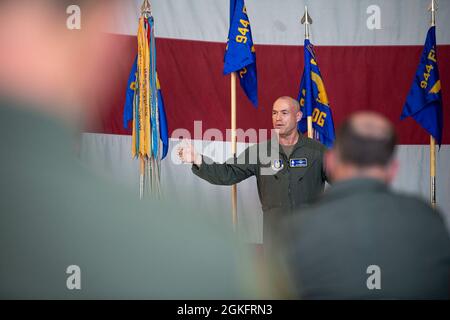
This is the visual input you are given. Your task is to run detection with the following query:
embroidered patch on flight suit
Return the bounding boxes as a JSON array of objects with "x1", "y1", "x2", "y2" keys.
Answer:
[
  {"x1": 289, "y1": 158, "x2": 308, "y2": 168},
  {"x1": 271, "y1": 159, "x2": 284, "y2": 171}
]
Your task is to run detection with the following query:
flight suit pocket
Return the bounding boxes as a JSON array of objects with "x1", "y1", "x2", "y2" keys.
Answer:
[
  {"x1": 290, "y1": 158, "x2": 324, "y2": 207},
  {"x1": 258, "y1": 165, "x2": 285, "y2": 210}
]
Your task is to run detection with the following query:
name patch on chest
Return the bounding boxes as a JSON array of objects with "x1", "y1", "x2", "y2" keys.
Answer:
[{"x1": 290, "y1": 158, "x2": 308, "y2": 168}]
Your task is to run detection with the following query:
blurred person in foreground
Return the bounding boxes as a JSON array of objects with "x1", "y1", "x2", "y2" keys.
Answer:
[
  {"x1": 0, "y1": 0, "x2": 258, "y2": 299},
  {"x1": 277, "y1": 112, "x2": 450, "y2": 299}
]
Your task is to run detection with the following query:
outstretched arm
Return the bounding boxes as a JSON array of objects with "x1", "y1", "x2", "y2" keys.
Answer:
[{"x1": 177, "y1": 141, "x2": 257, "y2": 186}]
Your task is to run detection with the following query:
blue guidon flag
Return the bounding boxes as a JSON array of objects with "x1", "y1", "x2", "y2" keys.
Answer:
[
  {"x1": 401, "y1": 26, "x2": 443, "y2": 146},
  {"x1": 298, "y1": 39, "x2": 335, "y2": 148},
  {"x1": 223, "y1": 0, "x2": 258, "y2": 107}
]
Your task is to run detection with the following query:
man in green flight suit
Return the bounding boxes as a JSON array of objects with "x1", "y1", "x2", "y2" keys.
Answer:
[{"x1": 178, "y1": 96, "x2": 328, "y2": 245}]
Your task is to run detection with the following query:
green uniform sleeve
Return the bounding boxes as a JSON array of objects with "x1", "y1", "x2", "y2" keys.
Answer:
[
  {"x1": 320, "y1": 145, "x2": 329, "y2": 184},
  {"x1": 192, "y1": 146, "x2": 258, "y2": 185}
]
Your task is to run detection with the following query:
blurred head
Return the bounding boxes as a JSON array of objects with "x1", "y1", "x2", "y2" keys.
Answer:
[
  {"x1": 272, "y1": 96, "x2": 302, "y2": 136},
  {"x1": 0, "y1": 0, "x2": 123, "y2": 124},
  {"x1": 326, "y1": 112, "x2": 398, "y2": 184}
]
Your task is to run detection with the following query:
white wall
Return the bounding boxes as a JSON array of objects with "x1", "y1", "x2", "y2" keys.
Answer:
[{"x1": 80, "y1": 133, "x2": 450, "y2": 243}]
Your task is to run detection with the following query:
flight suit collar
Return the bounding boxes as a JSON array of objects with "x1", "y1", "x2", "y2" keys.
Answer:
[
  {"x1": 271, "y1": 133, "x2": 312, "y2": 179},
  {"x1": 324, "y1": 178, "x2": 388, "y2": 199},
  {"x1": 262, "y1": 132, "x2": 310, "y2": 176},
  {"x1": 278, "y1": 131, "x2": 306, "y2": 158}
]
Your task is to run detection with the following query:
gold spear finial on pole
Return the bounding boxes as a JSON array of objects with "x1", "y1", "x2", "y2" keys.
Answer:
[
  {"x1": 141, "y1": 0, "x2": 152, "y2": 18},
  {"x1": 301, "y1": 6, "x2": 313, "y2": 40},
  {"x1": 428, "y1": 0, "x2": 438, "y2": 26}
]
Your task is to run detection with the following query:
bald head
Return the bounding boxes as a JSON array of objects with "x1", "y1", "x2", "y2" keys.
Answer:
[
  {"x1": 336, "y1": 112, "x2": 397, "y2": 167},
  {"x1": 272, "y1": 96, "x2": 302, "y2": 136},
  {"x1": 274, "y1": 96, "x2": 300, "y2": 113}
]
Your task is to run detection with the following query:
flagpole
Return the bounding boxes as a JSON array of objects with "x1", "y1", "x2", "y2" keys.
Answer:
[
  {"x1": 231, "y1": 71, "x2": 238, "y2": 230},
  {"x1": 429, "y1": 0, "x2": 437, "y2": 208},
  {"x1": 302, "y1": 6, "x2": 314, "y2": 139},
  {"x1": 430, "y1": 136, "x2": 436, "y2": 208}
]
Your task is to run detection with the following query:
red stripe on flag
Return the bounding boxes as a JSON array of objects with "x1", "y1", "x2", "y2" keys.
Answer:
[{"x1": 85, "y1": 34, "x2": 450, "y2": 144}]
